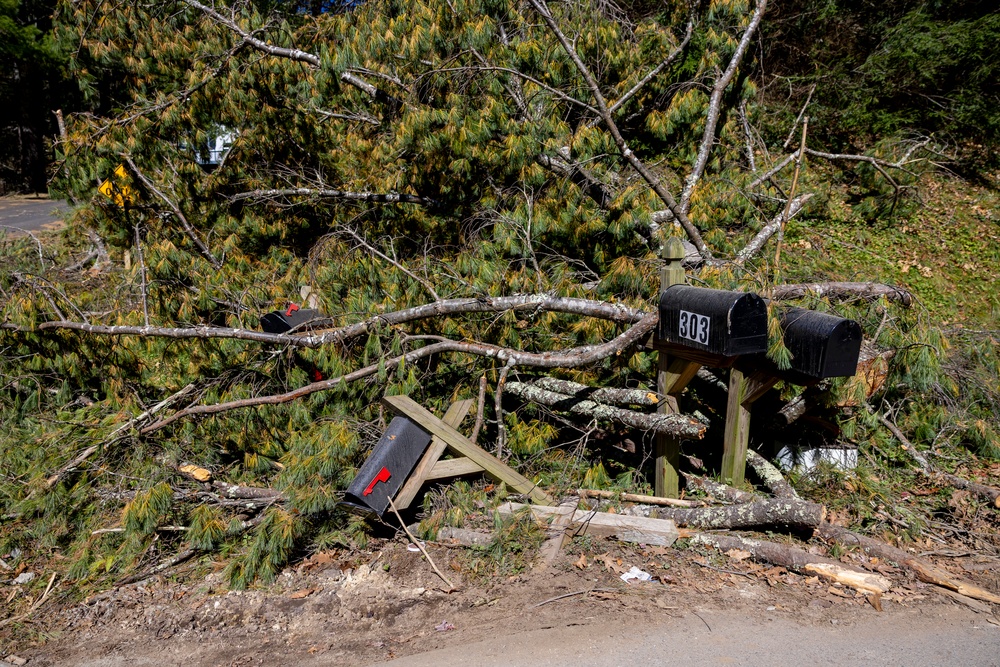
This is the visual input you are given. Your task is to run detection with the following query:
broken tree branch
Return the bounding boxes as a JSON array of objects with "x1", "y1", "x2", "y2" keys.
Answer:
[
  {"x1": 142, "y1": 315, "x2": 658, "y2": 433},
  {"x1": 770, "y1": 282, "x2": 914, "y2": 307},
  {"x1": 505, "y1": 380, "x2": 706, "y2": 438},
  {"x1": 229, "y1": 188, "x2": 437, "y2": 206},
  {"x1": 528, "y1": 0, "x2": 712, "y2": 259},
  {"x1": 878, "y1": 412, "x2": 1000, "y2": 508},
  {"x1": 818, "y1": 522, "x2": 1000, "y2": 604},
  {"x1": 26, "y1": 294, "x2": 648, "y2": 349},
  {"x1": 530, "y1": 377, "x2": 659, "y2": 408},
  {"x1": 45, "y1": 384, "x2": 198, "y2": 487},
  {"x1": 123, "y1": 157, "x2": 222, "y2": 268},
  {"x1": 692, "y1": 532, "x2": 891, "y2": 594},
  {"x1": 680, "y1": 0, "x2": 768, "y2": 213},
  {"x1": 653, "y1": 498, "x2": 825, "y2": 530},
  {"x1": 746, "y1": 450, "x2": 800, "y2": 499},
  {"x1": 577, "y1": 488, "x2": 702, "y2": 508}
]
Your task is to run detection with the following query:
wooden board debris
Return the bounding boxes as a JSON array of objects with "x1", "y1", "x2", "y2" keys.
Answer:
[
  {"x1": 499, "y1": 502, "x2": 679, "y2": 547},
  {"x1": 383, "y1": 395, "x2": 552, "y2": 505}
]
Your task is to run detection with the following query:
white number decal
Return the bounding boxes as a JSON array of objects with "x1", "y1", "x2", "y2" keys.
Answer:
[{"x1": 679, "y1": 310, "x2": 710, "y2": 345}]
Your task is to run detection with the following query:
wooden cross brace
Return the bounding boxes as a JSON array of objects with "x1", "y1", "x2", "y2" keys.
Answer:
[{"x1": 383, "y1": 394, "x2": 553, "y2": 508}]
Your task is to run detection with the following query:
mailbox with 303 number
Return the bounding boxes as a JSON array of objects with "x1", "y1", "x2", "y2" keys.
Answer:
[{"x1": 657, "y1": 285, "x2": 768, "y2": 357}]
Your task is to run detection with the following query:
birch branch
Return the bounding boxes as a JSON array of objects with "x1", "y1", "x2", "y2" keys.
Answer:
[
  {"x1": 142, "y1": 316, "x2": 658, "y2": 433},
  {"x1": 680, "y1": 0, "x2": 768, "y2": 213},
  {"x1": 505, "y1": 380, "x2": 706, "y2": 438}
]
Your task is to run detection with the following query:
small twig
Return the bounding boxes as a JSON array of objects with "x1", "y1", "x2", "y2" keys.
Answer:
[
  {"x1": 471, "y1": 375, "x2": 487, "y2": 445},
  {"x1": 692, "y1": 611, "x2": 712, "y2": 632},
  {"x1": 387, "y1": 495, "x2": 456, "y2": 591},
  {"x1": 693, "y1": 560, "x2": 754, "y2": 579},
  {"x1": 534, "y1": 587, "x2": 615, "y2": 607},
  {"x1": 773, "y1": 116, "x2": 808, "y2": 282},
  {"x1": 782, "y1": 84, "x2": 816, "y2": 150}
]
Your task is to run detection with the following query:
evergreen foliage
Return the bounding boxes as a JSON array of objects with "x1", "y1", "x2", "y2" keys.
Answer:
[{"x1": 0, "y1": 0, "x2": 995, "y2": 592}]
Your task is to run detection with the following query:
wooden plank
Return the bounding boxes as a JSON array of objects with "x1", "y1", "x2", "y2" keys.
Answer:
[
  {"x1": 393, "y1": 399, "x2": 473, "y2": 509},
  {"x1": 662, "y1": 357, "x2": 702, "y2": 395},
  {"x1": 740, "y1": 370, "x2": 780, "y2": 408},
  {"x1": 536, "y1": 498, "x2": 579, "y2": 567},
  {"x1": 655, "y1": 353, "x2": 681, "y2": 498},
  {"x1": 499, "y1": 502, "x2": 679, "y2": 547},
  {"x1": 382, "y1": 395, "x2": 552, "y2": 505},
  {"x1": 721, "y1": 368, "x2": 752, "y2": 485},
  {"x1": 651, "y1": 339, "x2": 739, "y2": 368},
  {"x1": 425, "y1": 457, "x2": 484, "y2": 480}
]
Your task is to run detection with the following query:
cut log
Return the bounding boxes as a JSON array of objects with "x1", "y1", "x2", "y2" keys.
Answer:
[
  {"x1": 499, "y1": 502, "x2": 679, "y2": 547},
  {"x1": 691, "y1": 532, "x2": 891, "y2": 594},
  {"x1": 504, "y1": 382, "x2": 706, "y2": 439},
  {"x1": 530, "y1": 377, "x2": 660, "y2": 408},
  {"x1": 652, "y1": 498, "x2": 825, "y2": 531},
  {"x1": 818, "y1": 522, "x2": 1000, "y2": 605}
]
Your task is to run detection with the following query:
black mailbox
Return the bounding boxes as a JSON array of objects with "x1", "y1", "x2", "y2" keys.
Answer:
[
  {"x1": 657, "y1": 285, "x2": 768, "y2": 356},
  {"x1": 260, "y1": 303, "x2": 321, "y2": 333},
  {"x1": 344, "y1": 416, "x2": 433, "y2": 517},
  {"x1": 780, "y1": 308, "x2": 863, "y2": 379}
]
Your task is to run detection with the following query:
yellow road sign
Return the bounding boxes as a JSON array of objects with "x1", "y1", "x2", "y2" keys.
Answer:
[{"x1": 98, "y1": 164, "x2": 133, "y2": 207}]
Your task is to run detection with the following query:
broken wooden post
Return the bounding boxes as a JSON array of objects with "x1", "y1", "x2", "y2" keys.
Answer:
[
  {"x1": 655, "y1": 237, "x2": 688, "y2": 498},
  {"x1": 393, "y1": 399, "x2": 474, "y2": 510},
  {"x1": 382, "y1": 394, "x2": 553, "y2": 505}
]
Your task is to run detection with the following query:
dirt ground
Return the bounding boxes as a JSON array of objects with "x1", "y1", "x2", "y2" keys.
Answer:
[{"x1": 4, "y1": 535, "x2": 999, "y2": 666}]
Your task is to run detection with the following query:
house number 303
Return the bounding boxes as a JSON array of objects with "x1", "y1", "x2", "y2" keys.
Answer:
[{"x1": 679, "y1": 310, "x2": 710, "y2": 345}]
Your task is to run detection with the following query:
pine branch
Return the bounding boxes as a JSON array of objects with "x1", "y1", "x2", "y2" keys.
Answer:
[
  {"x1": 123, "y1": 157, "x2": 222, "y2": 268},
  {"x1": 680, "y1": 0, "x2": 769, "y2": 213},
  {"x1": 505, "y1": 379, "x2": 706, "y2": 438},
  {"x1": 229, "y1": 188, "x2": 437, "y2": 206},
  {"x1": 528, "y1": 0, "x2": 713, "y2": 259}
]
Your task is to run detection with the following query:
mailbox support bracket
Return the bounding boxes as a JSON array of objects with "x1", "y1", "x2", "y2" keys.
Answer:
[
  {"x1": 720, "y1": 369, "x2": 780, "y2": 485},
  {"x1": 383, "y1": 395, "x2": 553, "y2": 506}
]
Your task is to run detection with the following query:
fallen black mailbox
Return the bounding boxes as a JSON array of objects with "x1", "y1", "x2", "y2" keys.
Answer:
[
  {"x1": 657, "y1": 285, "x2": 768, "y2": 357},
  {"x1": 259, "y1": 303, "x2": 322, "y2": 334},
  {"x1": 344, "y1": 416, "x2": 433, "y2": 517},
  {"x1": 778, "y1": 307, "x2": 863, "y2": 380}
]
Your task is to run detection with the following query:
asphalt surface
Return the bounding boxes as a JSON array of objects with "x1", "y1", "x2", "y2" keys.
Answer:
[
  {"x1": 374, "y1": 606, "x2": 1000, "y2": 667},
  {"x1": 0, "y1": 197, "x2": 68, "y2": 235}
]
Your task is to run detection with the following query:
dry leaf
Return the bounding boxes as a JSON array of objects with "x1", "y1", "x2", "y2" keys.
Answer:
[
  {"x1": 725, "y1": 548, "x2": 751, "y2": 562},
  {"x1": 574, "y1": 553, "x2": 589, "y2": 570},
  {"x1": 868, "y1": 593, "x2": 883, "y2": 612}
]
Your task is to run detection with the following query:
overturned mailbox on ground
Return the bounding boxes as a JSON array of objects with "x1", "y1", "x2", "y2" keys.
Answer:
[
  {"x1": 259, "y1": 303, "x2": 322, "y2": 334},
  {"x1": 657, "y1": 285, "x2": 768, "y2": 357},
  {"x1": 778, "y1": 307, "x2": 863, "y2": 380},
  {"x1": 344, "y1": 417, "x2": 432, "y2": 517}
]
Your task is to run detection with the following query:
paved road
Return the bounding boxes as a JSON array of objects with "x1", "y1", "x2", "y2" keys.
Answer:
[
  {"x1": 0, "y1": 197, "x2": 68, "y2": 235},
  {"x1": 374, "y1": 606, "x2": 1000, "y2": 667}
]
